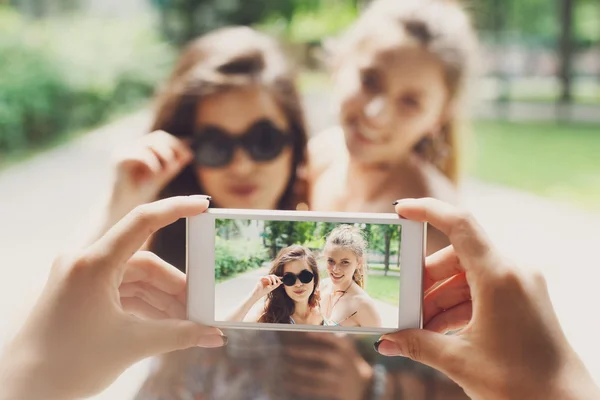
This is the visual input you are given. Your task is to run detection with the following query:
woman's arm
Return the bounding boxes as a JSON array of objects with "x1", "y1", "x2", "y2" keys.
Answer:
[
  {"x1": 225, "y1": 275, "x2": 282, "y2": 322},
  {"x1": 355, "y1": 297, "x2": 383, "y2": 328},
  {"x1": 81, "y1": 131, "x2": 194, "y2": 246},
  {"x1": 225, "y1": 292, "x2": 264, "y2": 322}
]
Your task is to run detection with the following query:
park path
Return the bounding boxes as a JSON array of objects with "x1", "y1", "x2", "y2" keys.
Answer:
[
  {"x1": 215, "y1": 266, "x2": 399, "y2": 328},
  {"x1": 0, "y1": 95, "x2": 599, "y2": 399}
]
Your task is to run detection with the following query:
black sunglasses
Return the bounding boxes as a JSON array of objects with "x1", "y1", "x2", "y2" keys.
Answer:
[
  {"x1": 191, "y1": 119, "x2": 292, "y2": 168},
  {"x1": 281, "y1": 270, "x2": 314, "y2": 287}
]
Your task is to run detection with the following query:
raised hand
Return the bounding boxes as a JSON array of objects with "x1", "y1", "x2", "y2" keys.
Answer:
[{"x1": 253, "y1": 275, "x2": 283, "y2": 299}]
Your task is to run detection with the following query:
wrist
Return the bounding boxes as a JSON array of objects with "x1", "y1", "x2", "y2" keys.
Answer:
[
  {"x1": 499, "y1": 352, "x2": 600, "y2": 400},
  {"x1": 251, "y1": 291, "x2": 264, "y2": 302},
  {"x1": 0, "y1": 342, "x2": 64, "y2": 400},
  {"x1": 549, "y1": 357, "x2": 600, "y2": 400}
]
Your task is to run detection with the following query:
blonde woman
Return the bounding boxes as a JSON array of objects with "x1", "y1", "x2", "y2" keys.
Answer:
[{"x1": 320, "y1": 225, "x2": 382, "y2": 328}]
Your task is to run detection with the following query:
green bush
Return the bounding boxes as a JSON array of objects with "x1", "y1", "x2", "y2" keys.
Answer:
[
  {"x1": 0, "y1": 42, "x2": 70, "y2": 151},
  {"x1": 0, "y1": 7, "x2": 175, "y2": 158},
  {"x1": 215, "y1": 237, "x2": 269, "y2": 280}
]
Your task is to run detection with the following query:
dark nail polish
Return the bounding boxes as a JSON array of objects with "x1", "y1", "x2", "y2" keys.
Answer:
[
  {"x1": 373, "y1": 339, "x2": 383, "y2": 353},
  {"x1": 206, "y1": 196, "x2": 212, "y2": 201},
  {"x1": 392, "y1": 201, "x2": 399, "y2": 206},
  {"x1": 221, "y1": 335, "x2": 228, "y2": 346}
]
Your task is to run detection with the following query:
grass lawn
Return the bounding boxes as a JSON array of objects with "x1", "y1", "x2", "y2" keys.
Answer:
[
  {"x1": 368, "y1": 263, "x2": 400, "y2": 273},
  {"x1": 469, "y1": 120, "x2": 600, "y2": 212},
  {"x1": 365, "y1": 274, "x2": 400, "y2": 306}
]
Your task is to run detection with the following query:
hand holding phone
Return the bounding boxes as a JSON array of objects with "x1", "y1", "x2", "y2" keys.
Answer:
[{"x1": 187, "y1": 209, "x2": 426, "y2": 335}]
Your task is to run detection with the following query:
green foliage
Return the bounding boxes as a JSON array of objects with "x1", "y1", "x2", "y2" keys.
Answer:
[
  {"x1": 214, "y1": 236, "x2": 269, "y2": 280},
  {"x1": 262, "y1": 220, "x2": 318, "y2": 257},
  {"x1": 473, "y1": 0, "x2": 599, "y2": 47},
  {"x1": 575, "y1": 1, "x2": 600, "y2": 44},
  {"x1": 0, "y1": 7, "x2": 174, "y2": 158},
  {"x1": 364, "y1": 224, "x2": 401, "y2": 255},
  {"x1": 153, "y1": 0, "x2": 286, "y2": 45},
  {"x1": 0, "y1": 42, "x2": 69, "y2": 151},
  {"x1": 258, "y1": 0, "x2": 359, "y2": 44},
  {"x1": 216, "y1": 219, "x2": 251, "y2": 239}
]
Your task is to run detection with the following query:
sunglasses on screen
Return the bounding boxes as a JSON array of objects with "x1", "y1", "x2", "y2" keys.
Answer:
[{"x1": 281, "y1": 270, "x2": 314, "y2": 287}]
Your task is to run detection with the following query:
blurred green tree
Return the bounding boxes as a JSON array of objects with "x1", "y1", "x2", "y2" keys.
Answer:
[
  {"x1": 151, "y1": 0, "x2": 312, "y2": 46},
  {"x1": 262, "y1": 220, "x2": 317, "y2": 258}
]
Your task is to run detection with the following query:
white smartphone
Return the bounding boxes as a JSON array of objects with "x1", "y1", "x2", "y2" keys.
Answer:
[{"x1": 187, "y1": 209, "x2": 425, "y2": 335}]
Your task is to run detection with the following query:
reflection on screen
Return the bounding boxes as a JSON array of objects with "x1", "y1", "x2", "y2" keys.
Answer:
[{"x1": 214, "y1": 218, "x2": 402, "y2": 329}]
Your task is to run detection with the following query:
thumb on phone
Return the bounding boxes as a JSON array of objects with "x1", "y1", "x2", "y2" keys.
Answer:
[
  {"x1": 133, "y1": 319, "x2": 226, "y2": 358},
  {"x1": 375, "y1": 329, "x2": 463, "y2": 378}
]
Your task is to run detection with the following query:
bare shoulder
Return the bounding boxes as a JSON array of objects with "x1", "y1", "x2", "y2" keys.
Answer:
[
  {"x1": 353, "y1": 292, "x2": 381, "y2": 326},
  {"x1": 307, "y1": 126, "x2": 346, "y2": 180},
  {"x1": 355, "y1": 291, "x2": 377, "y2": 309}
]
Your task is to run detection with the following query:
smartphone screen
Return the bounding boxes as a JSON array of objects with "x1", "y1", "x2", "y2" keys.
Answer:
[
  {"x1": 212, "y1": 217, "x2": 402, "y2": 329},
  {"x1": 188, "y1": 209, "x2": 424, "y2": 334}
]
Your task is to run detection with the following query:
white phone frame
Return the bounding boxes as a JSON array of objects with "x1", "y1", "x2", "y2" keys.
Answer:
[{"x1": 187, "y1": 209, "x2": 425, "y2": 335}]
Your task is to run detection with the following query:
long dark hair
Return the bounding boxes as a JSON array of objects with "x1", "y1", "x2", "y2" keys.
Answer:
[
  {"x1": 148, "y1": 27, "x2": 309, "y2": 272},
  {"x1": 258, "y1": 245, "x2": 320, "y2": 324}
]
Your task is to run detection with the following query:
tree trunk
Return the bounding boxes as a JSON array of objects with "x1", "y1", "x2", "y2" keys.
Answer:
[
  {"x1": 384, "y1": 228, "x2": 391, "y2": 276},
  {"x1": 396, "y1": 229, "x2": 401, "y2": 269},
  {"x1": 271, "y1": 242, "x2": 277, "y2": 259},
  {"x1": 558, "y1": 0, "x2": 574, "y2": 106},
  {"x1": 493, "y1": 0, "x2": 510, "y2": 119}
]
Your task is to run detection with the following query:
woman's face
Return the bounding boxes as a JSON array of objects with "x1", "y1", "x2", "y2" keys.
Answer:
[
  {"x1": 335, "y1": 36, "x2": 449, "y2": 165},
  {"x1": 194, "y1": 87, "x2": 293, "y2": 209},
  {"x1": 325, "y1": 245, "x2": 360, "y2": 288},
  {"x1": 282, "y1": 259, "x2": 315, "y2": 304}
]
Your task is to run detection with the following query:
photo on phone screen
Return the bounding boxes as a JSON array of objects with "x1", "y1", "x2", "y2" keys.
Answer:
[{"x1": 213, "y1": 218, "x2": 402, "y2": 329}]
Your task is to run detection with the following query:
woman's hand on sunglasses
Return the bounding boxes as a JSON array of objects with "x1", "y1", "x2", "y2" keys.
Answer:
[
  {"x1": 252, "y1": 275, "x2": 282, "y2": 300},
  {"x1": 108, "y1": 131, "x2": 193, "y2": 225}
]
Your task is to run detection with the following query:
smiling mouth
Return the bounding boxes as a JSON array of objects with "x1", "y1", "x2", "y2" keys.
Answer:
[
  {"x1": 229, "y1": 185, "x2": 258, "y2": 196},
  {"x1": 330, "y1": 273, "x2": 344, "y2": 280},
  {"x1": 348, "y1": 122, "x2": 386, "y2": 145},
  {"x1": 293, "y1": 290, "x2": 306, "y2": 295}
]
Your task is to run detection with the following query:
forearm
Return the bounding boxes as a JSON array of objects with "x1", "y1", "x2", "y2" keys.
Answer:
[{"x1": 225, "y1": 292, "x2": 262, "y2": 322}]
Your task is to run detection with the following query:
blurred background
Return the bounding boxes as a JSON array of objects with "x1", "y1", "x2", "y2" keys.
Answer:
[
  {"x1": 0, "y1": 0, "x2": 599, "y2": 398},
  {"x1": 1, "y1": 0, "x2": 599, "y2": 208}
]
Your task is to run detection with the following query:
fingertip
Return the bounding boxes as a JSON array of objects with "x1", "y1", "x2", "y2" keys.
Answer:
[
  {"x1": 188, "y1": 195, "x2": 211, "y2": 207},
  {"x1": 373, "y1": 339, "x2": 402, "y2": 356},
  {"x1": 197, "y1": 334, "x2": 228, "y2": 348}
]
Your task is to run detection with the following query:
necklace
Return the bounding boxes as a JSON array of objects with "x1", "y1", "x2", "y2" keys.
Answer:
[{"x1": 326, "y1": 281, "x2": 353, "y2": 318}]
